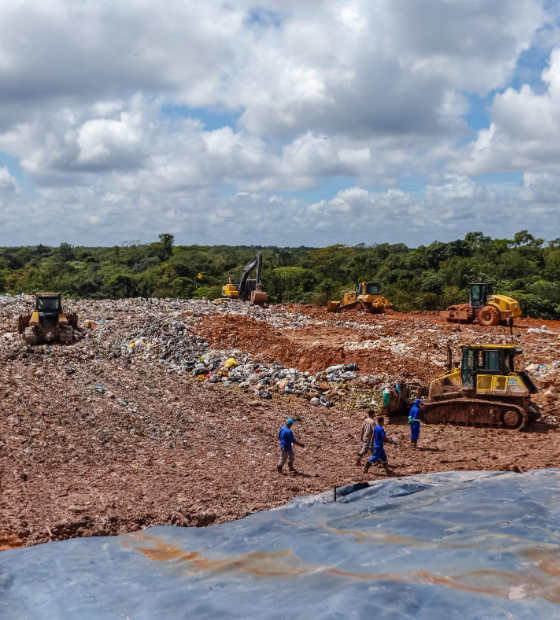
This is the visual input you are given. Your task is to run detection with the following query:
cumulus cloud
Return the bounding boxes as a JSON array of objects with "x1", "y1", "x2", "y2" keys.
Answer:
[
  {"x1": 0, "y1": 0, "x2": 547, "y2": 140},
  {"x1": 304, "y1": 174, "x2": 559, "y2": 244},
  {"x1": 0, "y1": 167, "x2": 18, "y2": 194},
  {"x1": 0, "y1": 0, "x2": 557, "y2": 245},
  {"x1": 457, "y1": 46, "x2": 560, "y2": 174},
  {"x1": 1, "y1": 174, "x2": 558, "y2": 247}
]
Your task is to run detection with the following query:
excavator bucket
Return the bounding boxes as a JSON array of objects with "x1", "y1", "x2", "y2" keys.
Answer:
[{"x1": 250, "y1": 290, "x2": 268, "y2": 304}]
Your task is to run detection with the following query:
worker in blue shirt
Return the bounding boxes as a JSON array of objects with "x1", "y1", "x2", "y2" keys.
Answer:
[
  {"x1": 408, "y1": 398, "x2": 422, "y2": 448},
  {"x1": 277, "y1": 418, "x2": 305, "y2": 474},
  {"x1": 364, "y1": 416, "x2": 391, "y2": 474}
]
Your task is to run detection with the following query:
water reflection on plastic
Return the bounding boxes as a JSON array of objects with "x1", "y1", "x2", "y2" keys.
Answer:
[{"x1": 3, "y1": 469, "x2": 560, "y2": 619}]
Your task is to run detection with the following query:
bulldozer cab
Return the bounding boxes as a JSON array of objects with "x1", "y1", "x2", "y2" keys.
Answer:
[
  {"x1": 358, "y1": 282, "x2": 381, "y2": 296},
  {"x1": 469, "y1": 283, "x2": 494, "y2": 308},
  {"x1": 36, "y1": 293, "x2": 62, "y2": 316},
  {"x1": 461, "y1": 345, "x2": 522, "y2": 388}
]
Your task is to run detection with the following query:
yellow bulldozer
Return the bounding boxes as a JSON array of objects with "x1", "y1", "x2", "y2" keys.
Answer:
[
  {"x1": 441, "y1": 282, "x2": 521, "y2": 326},
  {"x1": 221, "y1": 252, "x2": 268, "y2": 305},
  {"x1": 327, "y1": 281, "x2": 392, "y2": 314},
  {"x1": 17, "y1": 292, "x2": 78, "y2": 345},
  {"x1": 421, "y1": 343, "x2": 540, "y2": 430}
]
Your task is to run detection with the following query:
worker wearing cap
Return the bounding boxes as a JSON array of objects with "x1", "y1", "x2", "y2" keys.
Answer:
[
  {"x1": 277, "y1": 418, "x2": 305, "y2": 474},
  {"x1": 408, "y1": 399, "x2": 422, "y2": 448},
  {"x1": 364, "y1": 416, "x2": 390, "y2": 474}
]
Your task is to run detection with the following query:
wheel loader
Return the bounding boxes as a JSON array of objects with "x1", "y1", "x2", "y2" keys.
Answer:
[
  {"x1": 221, "y1": 252, "x2": 268, "y2": 304},
  {"x1": 441, "y1": 283, "x2": 521, "y2": 326},
  {"x1": 421, "y1": 343, "x2": 540, "y2": 430},
  {"x1": 17, "y1": 293, "x2": 78, "y2": 345},
  {"x1": 327, "y1": 281, "x2": 392, "y2": 314}
]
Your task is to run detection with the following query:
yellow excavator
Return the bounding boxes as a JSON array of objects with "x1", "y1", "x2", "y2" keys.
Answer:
[
  {"x1": 221, "y1": 252, "x2": 268, "y2": 304},
  {"x1": 327, "y1": 281, "x2": 392, "y2": 314},
  {"x1": 441, "y1": 283, "x2": 521, "y2": 326},
  {"x1": 422, "y1": 343, "x2": 540, "y2": 429}
]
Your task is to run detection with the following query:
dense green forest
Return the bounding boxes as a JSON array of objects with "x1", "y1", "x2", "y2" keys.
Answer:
[{"x1": 1, "y1": 231, "x2": 560, "y2": 318}]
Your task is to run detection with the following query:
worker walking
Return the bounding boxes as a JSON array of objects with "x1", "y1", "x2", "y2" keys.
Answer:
[
  {"x1": 408, "y1": 399, "x2": 422, "y2": 448},
  {"x1": 356, "y1": 409, "x2": 376, "y2": 465},
  {"x1": 364, "y1": 416, "x2": 391, "y2": 474},
  {"x1": 277, "y1": 418, "x2": 305, "y2": 474}
]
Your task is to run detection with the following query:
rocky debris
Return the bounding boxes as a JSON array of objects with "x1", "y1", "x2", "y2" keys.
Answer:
[{"x1": 1, "y1": 295, "x2": 560, "y2": 550}]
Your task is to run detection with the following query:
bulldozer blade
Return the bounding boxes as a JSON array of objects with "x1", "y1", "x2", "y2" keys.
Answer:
[
  {"x1": 59, "y1": 326, "x2": 73, "y2": 344},
  {"x1": 337, "y1": 301, "x2": 361, "y2": 313},
  {"x1": 23, "y1": 326, "x2": 38, "y2": 346},
  {"x1": 17, "y1": 314, "x2": 30, "y2": 334}
]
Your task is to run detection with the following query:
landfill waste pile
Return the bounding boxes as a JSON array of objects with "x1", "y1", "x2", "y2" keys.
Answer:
[
  {"x1": 2, "y1": 469, "x2": 560, "y2": 619},
  {"x1": 1, "y1": 294, "x2": 560, "y2": 549}
]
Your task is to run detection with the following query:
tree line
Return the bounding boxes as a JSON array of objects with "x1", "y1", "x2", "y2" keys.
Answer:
[{"x1": 1, "y1": 231, "x2": 560, "y2": 319}]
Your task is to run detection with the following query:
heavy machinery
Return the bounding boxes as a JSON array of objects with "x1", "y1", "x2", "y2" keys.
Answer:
[
  {"x1": 327, "y1": 281, "x2": 392, "y2": 314},
  {"x1": 221, "y1": 252, "x2": 268, "y2": 304},
  {"x1": 17, "y1": 292, "x2": 78, "y2": 345},
  {"x1": 421, "y1": 343, "x2": 540, "y2": 430},
  {"x1": 441, "y1": 283, "x2": 522, "y2": 326}
]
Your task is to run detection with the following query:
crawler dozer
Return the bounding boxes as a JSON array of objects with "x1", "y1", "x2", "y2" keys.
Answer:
[
  {"x1": 441, "y1": 283, "x2": 521, "y2": 326},
  {"x1": 17, "y1": 292, "x2": 78, "y2": 345},
  {"x1": 422, "y1": 344, "x2": 540, "y2": 430},
  {"x1": 221, "y1": 252, "x2": 268, "y2": 304},
  {"x1": 327, "y1": 281, "x2": 392, "y2": 314}
]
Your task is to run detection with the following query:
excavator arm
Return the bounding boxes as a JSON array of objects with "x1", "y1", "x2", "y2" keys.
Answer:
[{"x1": 238, "y1": 251, "x2": 263, "y2": 299}]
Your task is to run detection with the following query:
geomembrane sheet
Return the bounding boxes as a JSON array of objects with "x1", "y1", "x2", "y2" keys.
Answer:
[{"x1": 2, "y1": 469, "x2": 560, "y2": 619}]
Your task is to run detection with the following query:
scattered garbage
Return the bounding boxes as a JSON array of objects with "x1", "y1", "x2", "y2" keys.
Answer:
[
  {"x1": 527, "y1": 325, "x2": 558, "y2": 336},
  {"x1": 525, "y1": 360, "x2": 560, "y2": 389},
  {"x1": 2, "y1": 293, "x2": 560, "y2": 552}
]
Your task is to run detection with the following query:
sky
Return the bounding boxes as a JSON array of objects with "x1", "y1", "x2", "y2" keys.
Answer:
[{"x1": 1, "y1": 0, "x2": 560, "y2": 247}]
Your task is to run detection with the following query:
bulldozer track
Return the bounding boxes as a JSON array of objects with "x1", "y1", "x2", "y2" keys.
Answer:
[
  {"x1": 421, "y1": 398, "x2": 533, "y2": 430},
  {"x1": 337, "y1": 300, "x2": 385, "y2": 314}
]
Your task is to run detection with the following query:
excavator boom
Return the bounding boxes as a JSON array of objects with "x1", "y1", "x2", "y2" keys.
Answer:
[{"x1": 221, "y1": 252, "x2": 268, "y2": 304}]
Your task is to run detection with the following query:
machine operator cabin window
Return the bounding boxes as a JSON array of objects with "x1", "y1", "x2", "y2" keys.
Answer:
[
  {"x1": 471, "y1": 285, "x2": 481, "y2": 303},
  {"x1": 367, "y1": 283, "x2": 380, "y2": 295},
  {"x1": 482, "y1": 350, "x2": 500, "y2": 372},
  {"x1": 38, "y1": 298, "x2": 59, "y2": 312}
]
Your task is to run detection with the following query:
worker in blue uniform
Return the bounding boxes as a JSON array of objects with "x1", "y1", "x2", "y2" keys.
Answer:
[
  {"x1": 408, "y1": 399, "x2": 422, "y2": 448},
  {"x1": 364, "y1": 416, "x2": 391, "y2": 474},
  {"x1": 277, "y1": 418, "x2": 305, "y2": 473}
]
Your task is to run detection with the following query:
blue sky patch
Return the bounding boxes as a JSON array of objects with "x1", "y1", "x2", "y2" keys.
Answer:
[{"x1": 162, "y1": 104, "x2": 241, "y2": 132}]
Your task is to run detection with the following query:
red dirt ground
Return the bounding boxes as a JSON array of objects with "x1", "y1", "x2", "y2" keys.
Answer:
[{"x1": 2, "y1": 300, "x2": 560, "y2": 549}]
